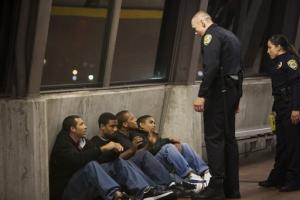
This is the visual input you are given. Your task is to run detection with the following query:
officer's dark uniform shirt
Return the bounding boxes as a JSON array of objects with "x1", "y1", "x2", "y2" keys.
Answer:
[
  {"x1": 270, "y1": 53, "x2": 300, "y2": 112},
  {"x1": 198, "y1": 24, "x2": 241, "y2": 98}
]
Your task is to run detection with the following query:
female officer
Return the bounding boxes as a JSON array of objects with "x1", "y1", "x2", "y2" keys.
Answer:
[{"x1": 258, "y1": 34, "x2": 300, "y2": 192}]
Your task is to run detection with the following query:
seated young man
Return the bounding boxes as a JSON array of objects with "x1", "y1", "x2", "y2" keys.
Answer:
[
  {"x1": 49, "y1": 115, "x2": 129, "y2": 200},
  {"x1": 90, "y1": 112, "x2": 175, "y2": 200},
  {"x1": 115, "y1": 110, "x2": 175, "y2": 185},
  {"x1": 135, "y1": 115, "x2": 211, "y2": 187},
  {"x1": 115, "y1": 110, "x2": 198, "y2": 195}
]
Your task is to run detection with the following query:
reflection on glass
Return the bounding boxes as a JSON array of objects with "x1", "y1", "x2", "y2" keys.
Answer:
[
  {"x1": 42, "y1": 2, "x2": 107, "y2": 87},
  {"x1": 111, "y1": 0, "x2": 167, "y2": 83},
  {"x1": 72, "y1": 69, "x2": 78, "y2": 75},
  {"x1": 88, "y1": 74, "x2": 94, "y2": 81}
]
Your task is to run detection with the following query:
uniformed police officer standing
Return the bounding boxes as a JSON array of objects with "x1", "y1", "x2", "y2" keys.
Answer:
[
  {"x1": 258, "y1": 34, "x2": 300, "y2": 192},
  {"x1": 191, "y1": 11, "x2": 242, "y2": 200}
]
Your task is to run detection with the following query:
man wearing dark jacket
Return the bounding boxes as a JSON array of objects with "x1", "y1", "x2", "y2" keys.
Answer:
[
  {"x1": 115, "y1": 110, "x2": 176, "y2": 186},
  {"x1": 135, "y1": 115, "x2": 209, "y2": 185},
  {"x1": 49, "y1": 115, "x2": 128, "y2": 200},
  {"x1": 90, "y1": 112, "x2": 175, "y2": 200}
]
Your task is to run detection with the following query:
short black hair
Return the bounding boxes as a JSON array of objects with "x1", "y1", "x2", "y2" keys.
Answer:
[
  {"x1": 116, "y1": 110, "x2": 129, "y2": 129},
  {"x1": 98, "y1": 112, "x2": 117, "y2": 127},
  {"x1": 137, "y1": 115, "x2": 152, "y2": 128},
  {"x1": 62, "y1": 115, "x2": 81, "y2": 132}
]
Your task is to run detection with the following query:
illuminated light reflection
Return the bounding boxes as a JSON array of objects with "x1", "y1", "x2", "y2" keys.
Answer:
[
  {"x1": 72, "y1": 69, "x2": 78, "y2": 75},
  {"x1": 88, "y1": 75, "x2": 94, "y2": 80},
  {"x1": 72, "y1": 75, "x2": 77, "y2": 81}
]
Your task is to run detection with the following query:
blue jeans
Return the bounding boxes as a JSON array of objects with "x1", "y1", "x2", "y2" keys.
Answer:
[
  {"x1": 155, "y1": 143, "x2": 208, "y2": 178},
  {"x1": 101, "y1": 158, "x2": 151, "y2": 199},
  {"x1": 130, "y1": 150, "x2": 174, "y2": 185},
  {"x1": 62, "y1": 161, "x2": 119, "y2": 200},
  {"x1": 181, "y1": 143, "x2": 208, "y2": 174}
]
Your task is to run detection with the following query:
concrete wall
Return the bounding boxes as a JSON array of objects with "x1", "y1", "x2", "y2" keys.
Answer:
[
  {"x1": 0, "y1": 99, "x2": 48, "y2": 200},
  {"x1": 236, "y1": 77, "x2": 273, "y2": 137},
  {"x1": 0, "y1": 77, "x2": 273, "y2": 200}
]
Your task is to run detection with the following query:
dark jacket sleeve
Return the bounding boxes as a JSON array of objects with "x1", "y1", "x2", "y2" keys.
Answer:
[
  {"x1": 89, "y1": 136, "x2": 120, "y2": 163},
  {"x1": 53, "y1": 134, "x2": 102, "y2": 173},
  {"x1": 286, "y1": 60, "x2": 300, "y2": 110},
  {"x1": 96, "y1": 151, "x2": 120, "y2": 163},
  {"x1": 198, "y1": 34, "x2": 222, "y2": 97},
  {"x1": 148, "y1": 138, "x2": 172, "y2": 155},
  {"x1": 292, "y1": 80, "x2": 300, "y2": 110}
]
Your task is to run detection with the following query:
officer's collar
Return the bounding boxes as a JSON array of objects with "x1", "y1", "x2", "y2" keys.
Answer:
[
  {"x1": 204, "y1": 23, "x2": 217, "y2": 35},
  {"x1": 272, "y1": 52, "x2": 288, "y2": 62}
]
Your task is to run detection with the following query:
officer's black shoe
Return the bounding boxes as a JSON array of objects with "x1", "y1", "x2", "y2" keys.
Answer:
[
  {"x1": 258, "y1": 180, "x2": 280, "y2": 187},
  {"x1": 225, "y1": 191, "x2": 241, "y2": 199},
  {"x1": 279, "y1": 183, "x2": 300, "y2": 192},
  {"x1": 192, "y1": 186, "x2": 225, "y2": 200}
]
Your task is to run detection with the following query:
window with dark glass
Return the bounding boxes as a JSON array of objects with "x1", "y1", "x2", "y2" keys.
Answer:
[
  {"x1": 43, "y1": 0, "x2": 169, "y2": 88},
  {"x1": 42, "y1": 0, "x2": 108, "y2": 88},
  {"x1": 111, "y1": 0, "x2": 167, "y2": 84}
]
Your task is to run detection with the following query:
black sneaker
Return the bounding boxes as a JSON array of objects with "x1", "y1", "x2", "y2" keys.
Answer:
[
  {"x1": 143, "y1": 187, "x2": 176, "y2": 200},
  {"x1": 181, "y1": 180, "x2": 197, "y2": 190},
  {"x1": 168, "y1": 182, "x2": 194, "y2": 198}
]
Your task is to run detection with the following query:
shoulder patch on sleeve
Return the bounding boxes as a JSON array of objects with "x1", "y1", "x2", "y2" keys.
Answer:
[
  {"x1": 203, "y1": 34, "x2": 212, "y2": 46},
  {"x1": 287, "y1": 59, "x2": 298, "y2": 70}
]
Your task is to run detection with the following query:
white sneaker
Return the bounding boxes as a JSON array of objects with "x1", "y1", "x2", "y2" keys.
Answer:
[
  {"x1": 193, "y1": 181, "x2": 206, "y2": 193},
  {"x1": 188, "y1": 172, "x2": 206, "y2": 193},
  {"x1": 189, "y1": 172, "x2": 204, "y2": 182},
  {"x1": 203, "y1": 170, "x2": 212, "y2": 185}
]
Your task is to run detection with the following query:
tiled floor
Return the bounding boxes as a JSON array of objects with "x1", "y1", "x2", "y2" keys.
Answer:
[{"x1": 180, "y1": 153, "x2": 300, "y2": 200}]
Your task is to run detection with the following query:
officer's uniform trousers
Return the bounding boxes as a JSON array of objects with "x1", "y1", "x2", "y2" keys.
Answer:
[
  {"x1": 268, "y1": 94, "x2": 300, "y2": 185},
  {"x1": 203, "y1": 76, "x2": 240, "y2": 194}
]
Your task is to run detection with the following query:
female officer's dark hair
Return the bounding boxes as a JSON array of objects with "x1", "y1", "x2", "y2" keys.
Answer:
[{"x1": 269, "y1": 34, "x2": 300, "y2": 59}]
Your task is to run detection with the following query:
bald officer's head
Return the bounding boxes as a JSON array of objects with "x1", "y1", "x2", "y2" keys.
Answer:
[{"x1": 191, "y1": 11, "x2": 213, "y2": 36}]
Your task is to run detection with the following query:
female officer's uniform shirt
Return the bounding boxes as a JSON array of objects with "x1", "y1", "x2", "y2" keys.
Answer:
[{"x1": 270, "y1": 53, "x2": 300, "y2": 112}]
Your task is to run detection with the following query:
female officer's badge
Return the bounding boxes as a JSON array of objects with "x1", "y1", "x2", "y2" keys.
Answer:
[
  {"x1": 203, "y1": 34, "x2": 212, "y2": 46},
  {"x1": 287, "y1": 59, "x2": 298, "y2": 70}
]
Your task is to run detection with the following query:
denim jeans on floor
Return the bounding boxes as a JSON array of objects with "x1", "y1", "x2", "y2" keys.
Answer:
[
  {"x1": 155, "y1": 143, "x2": 208, "y2": 178},
  {"x1": 181, "y1": 143, "x2": 209, "y2": 174},
  {"x1": 101, "y1": 158, "x2": 151, "y2": 199},
  {"x1": 130, "y1": 150, "x2": 174, "y2": 185},
  {"x1": 62, "y1": 161, "x2": 119, "y2": 200}
]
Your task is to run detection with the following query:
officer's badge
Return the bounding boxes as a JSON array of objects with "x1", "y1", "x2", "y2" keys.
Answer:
[
  {"x1": 287, "y1": 59, "x2": 298, "y2": 70},
  {"x1": 203, "y1": 34, "x2": 212, "y2": 46}
]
